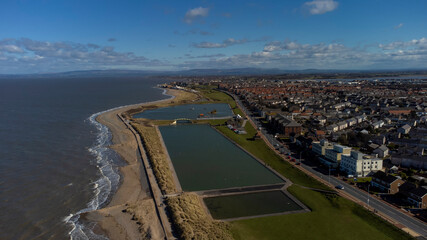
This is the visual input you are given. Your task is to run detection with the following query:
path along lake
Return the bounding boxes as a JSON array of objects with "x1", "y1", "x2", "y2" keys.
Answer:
[{"x1": 0, "y1": 77, "x2": 170, "y2": 240}]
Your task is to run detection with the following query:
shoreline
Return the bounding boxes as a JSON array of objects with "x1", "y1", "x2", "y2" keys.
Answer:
[{"x1": 81, "y1": 88, "x2": 178, "y2": 240}]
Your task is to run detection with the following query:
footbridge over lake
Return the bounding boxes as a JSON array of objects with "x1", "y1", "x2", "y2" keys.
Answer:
[{"x1": 171, "y1": 118, "x2": 192, "y2": 125}]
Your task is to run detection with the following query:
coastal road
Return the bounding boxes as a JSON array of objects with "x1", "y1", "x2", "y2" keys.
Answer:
[
  {"x1": 227, "y1": 91, "x2": 427, "y2": 237},
  {"x1": 301, "y1": 163, "x2": 427, "y2": 237}
]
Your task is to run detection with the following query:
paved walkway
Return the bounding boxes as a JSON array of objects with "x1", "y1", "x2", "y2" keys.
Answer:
[
  {"x1": 118, "y1": 114, "x2": 175, "y2": 240},
  {"x1": 195, "y1": 183, "x2": 286, "y2": 197}
]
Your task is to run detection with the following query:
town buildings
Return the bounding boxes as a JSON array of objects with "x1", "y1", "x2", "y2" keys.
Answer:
[
  {"x1": 371, "y1": 171, "x2": 404, "y2": 194},
  {"x1": 340, "y1": 151, "x2": 383, "y2": 177},
  {"x1": 270, "y1": 114, "x2": 302, "y2": 137},
  {"x1": 399, "y1": 182, "x2": 427, "y2": 209}
]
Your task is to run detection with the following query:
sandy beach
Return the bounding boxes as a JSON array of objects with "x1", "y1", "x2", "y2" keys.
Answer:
[{"x1": 84, "y1": 89, "x2": 183, "y2": 240}]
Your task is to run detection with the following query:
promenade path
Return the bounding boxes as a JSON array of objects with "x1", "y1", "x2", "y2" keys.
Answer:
[{"x1": 118, "y1": 114, "x2": 175, "y2": 240}]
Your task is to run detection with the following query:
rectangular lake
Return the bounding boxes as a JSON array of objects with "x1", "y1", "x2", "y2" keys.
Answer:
[
  {"x1": 159, "y1": 124, "x2": 283, "y2": 191},
  {"x1": 133, "y1": 103, "x2": 233, "y2": 120},
  {"x1": 204, "y1": 190, "x2": 302, "y2": 220}
]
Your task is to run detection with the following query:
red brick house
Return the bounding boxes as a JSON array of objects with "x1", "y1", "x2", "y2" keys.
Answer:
[
  {"x1": 370, "y1": 171, "x2": 404, "y2": 194},
  {"x1": 271, "y1": 114, "x2": 302, "y2": 137},
  {"x1": 399, "y1": 182, "x2": 427, "y2": 209}
]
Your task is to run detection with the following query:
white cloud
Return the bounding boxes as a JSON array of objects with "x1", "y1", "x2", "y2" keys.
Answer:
[
  {"x1": 394, "y1": 23, "x2": 404, "y2": 29},
  {"x1": 181, "y1": 38, "x2": 427, "y2": 70},
  {"x1": 2, "y1": 37, "x2": 427, "y2": 73},
  {"x1": 185, "y1": 53, "x2": 226, "y2": 59},
  {"x1": 192, "y1": 38, "x2": 248, "y2": 48},
  {"x1": 263, "y1": 41, "x2": 302, "y2": 52},
  {"x1": 379, "y1": 37, "x2": 427, "y2": 50},
  {"x1": 304, "y1": 0, "x2": 339, "y2": 15},
  {"x1": 0, "y1": 38, "x2": 168, "y2": 73},
  {"x1": 184, "y1": 7, "x2": 209, "y2": 24},
  {"x1": 0, "y1": 44, "x2": 24, "y2": 53}
]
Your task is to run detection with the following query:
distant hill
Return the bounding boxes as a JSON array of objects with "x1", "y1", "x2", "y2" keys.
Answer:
[{"x1": 1, "y1": 68, "x2": 426, "y2": 79}]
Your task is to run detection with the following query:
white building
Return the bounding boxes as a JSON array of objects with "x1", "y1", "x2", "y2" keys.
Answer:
[
  {"x1": 325, "y1": 145, "x2": 351, "y2": 162},
  {"x1": 312, "y1": 139, "x2": 334, "y2": 156},
  {"x1": 340, "y1": 151, "x2": 383, "y2": 177},
  {"x1": 346, "y1": 118, "x2": 357, "y2": 127},
  {"x1": 326, "y1": 124, "x2": 339, "y2": 132},
  {"x1": 397, "y1": 124, "x2": 411, "y2": 134},
  {"x1": 373, "y1": 145, "x2": 389, "y2": 158},
  {"x1": 355, "y1": 114, "x2": 367, "y2": 123},
  {"x1": 372, "y1": 120, "x2": 385, "y2": 129},
  {"x1": 337, "y1": 121, "x2": 348, "y2": 131}
]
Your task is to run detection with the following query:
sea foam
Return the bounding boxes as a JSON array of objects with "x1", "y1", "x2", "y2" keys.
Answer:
[
  {"x1": 64, "y1": 87, "x2": 173, "y2": 240},
  {"x1": 65, "y1": 108, "x2": 121, "y2": 240}
]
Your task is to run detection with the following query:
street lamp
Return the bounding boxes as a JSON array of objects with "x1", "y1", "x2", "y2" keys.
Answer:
[
  {"x1": 367, "y1": 184, "x2": 370, "y2": 208},
  {"x1": 328, "y1": 165, "x2": 331, "y2": 185}
]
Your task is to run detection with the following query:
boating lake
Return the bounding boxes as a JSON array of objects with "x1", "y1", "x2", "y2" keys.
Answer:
[
  {"x1": 159, "y1": 124, "x2": 283, "y2": 191},
  {"x1": 204, "y1": 190, "x2": 302, "y2": 219},
  {"x1": 133, "y1": 103, "x2": 233, "y2": 120}
]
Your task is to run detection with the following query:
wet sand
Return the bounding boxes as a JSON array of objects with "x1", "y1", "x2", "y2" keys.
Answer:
[{"x1": 84, "y1": 89, "x2": 183, "y2": 240}]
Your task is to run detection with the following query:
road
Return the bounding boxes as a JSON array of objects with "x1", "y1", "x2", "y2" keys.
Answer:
[
  {"x1": 227, "y1": 91, "x2": 427, "y2": 237},
  {"x1": 301, "y1": 163, "x2": 427, "y2": 237}
]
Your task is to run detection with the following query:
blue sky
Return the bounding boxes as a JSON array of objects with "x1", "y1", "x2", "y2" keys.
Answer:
[{"x1": 1, "y1": 0, "x2": 426, "y2": 73}]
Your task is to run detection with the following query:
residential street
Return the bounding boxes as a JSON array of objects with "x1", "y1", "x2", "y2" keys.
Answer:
[{"x1": 229, "y1": 91, "x2": 427, "y2": 238}]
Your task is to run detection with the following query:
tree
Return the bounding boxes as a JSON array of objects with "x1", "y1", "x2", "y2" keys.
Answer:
[{"x1": 338, "y1": 134, "x2": 348, "y2": 145}]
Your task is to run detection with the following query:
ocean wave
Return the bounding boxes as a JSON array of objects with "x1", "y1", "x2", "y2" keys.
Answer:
[
  {"x1": 64, "y1": 87, "x2": 174, "y2": 240},
  {"x1": 65, "y1": 108, "x2": 121, "y2": 240}
]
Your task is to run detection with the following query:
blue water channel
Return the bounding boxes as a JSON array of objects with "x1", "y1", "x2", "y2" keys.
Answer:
[{"x1": 133, "y1": 103, "x2": 233, "y2": 120}]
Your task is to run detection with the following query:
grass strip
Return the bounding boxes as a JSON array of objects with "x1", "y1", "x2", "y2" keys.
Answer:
[{"x1": 166, "y1": 193, "x2": 233, "y2": 240}]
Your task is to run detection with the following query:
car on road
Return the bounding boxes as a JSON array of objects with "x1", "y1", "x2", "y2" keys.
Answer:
[{"x1": 335, "y1": 185, "x2": 345, "y2": 190}]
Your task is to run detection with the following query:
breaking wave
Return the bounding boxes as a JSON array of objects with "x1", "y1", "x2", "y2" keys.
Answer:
[{"x1": 64, "y1": 87, "x2": 173, "y2": 240}]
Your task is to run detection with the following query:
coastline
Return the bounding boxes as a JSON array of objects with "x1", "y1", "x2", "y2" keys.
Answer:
[{"x1": 82, "y1": 88, "x2": 178, "y2": 240}]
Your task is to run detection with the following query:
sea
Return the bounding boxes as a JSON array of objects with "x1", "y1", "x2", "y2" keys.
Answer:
[{"x1": 0, "y1": 77, "x2": 170, "y2": 240}]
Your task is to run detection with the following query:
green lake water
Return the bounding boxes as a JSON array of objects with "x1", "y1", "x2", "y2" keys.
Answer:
[
  {"x1": 133, "y1": 103, "x2": 233, "y2": 120},
  {"x1": 204, "y1": 191, "x2": 302, "y2": 219},
  {"x1": 159, "y1": 124, "x2": 283, "y2": 191}
]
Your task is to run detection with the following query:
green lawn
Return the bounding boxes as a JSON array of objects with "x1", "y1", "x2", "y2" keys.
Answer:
[
  {"x1": 215, "y1": 124, "x2": 328, "y2": 190},
  {"x1": 197, "y1": 88, "x2": 243, "y2": 115},
  {"x1": 194, "y1": 88, "x2": 412, "y2": 240},
  {"x1": 231, "y1": 185, "x2": 413, "y2": 240},
  {"x1": 196, "y1": 87, "x2": 328, "y2": 190},
  {"x1": 348, "y1": 177, "x2": 372, "y2": 184}
]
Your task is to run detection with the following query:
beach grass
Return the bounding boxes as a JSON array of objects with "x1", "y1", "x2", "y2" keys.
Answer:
[
  {"x1": 132, "y1": 122, "x2": 176, "y2": 194},
  {"x1": 166, "y1": 193, "x2": 233, "y2": 240},
  {"x1": 231, "y1": 185, "x2": 413, "y2": 240},
  {"x1": 130, "y1": 88, "x2": 412, "y2": 240}
]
